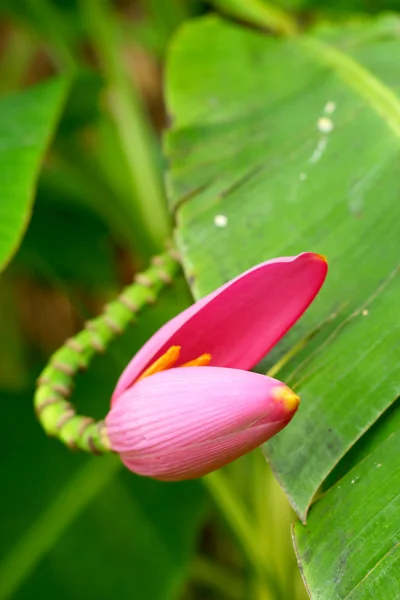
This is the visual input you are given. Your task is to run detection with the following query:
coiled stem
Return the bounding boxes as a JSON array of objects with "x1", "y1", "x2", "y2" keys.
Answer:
[{"x1": 34, "y1": 251, "x2": 180, "y2": 453}]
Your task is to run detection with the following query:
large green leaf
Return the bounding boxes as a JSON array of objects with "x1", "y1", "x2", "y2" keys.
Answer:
[
  {"x1": 166, "y1": 13, "x2": 400, "y2": 597},
  {"x1": 0, "y1": 78, "x2": 68, "y2": 272},
  {"x1": 294, "y1": 402, "x2": 400, "y2": 599}
]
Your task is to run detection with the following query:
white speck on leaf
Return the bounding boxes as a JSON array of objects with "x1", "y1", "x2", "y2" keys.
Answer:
[
  {"x1": 317, "y1": 117, "x2": 334, "y2": 133},
  {"x1": 299, "y1": 172, "x2": 307, "y2": 181},
  {"x1": 362, "y1": 309, "x2": 369, "y2": 316},
  {"x1": 377, "y1": 463, "x2": 382, "y2": 468},
  {"x1": 214, "y1": 214, "x2": 228, "y2": 227},
  {"x1": 324, "y1": 101, "x2": 336, "y2": 114}
]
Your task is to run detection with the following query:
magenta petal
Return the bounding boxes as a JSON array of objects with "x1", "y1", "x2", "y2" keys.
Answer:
[
  {"x1": 113, "y1": 253, "x2": 327, "y2": 402},
  {"x1": 105, "y1": 367, "x2": 298, "y2": 480}
]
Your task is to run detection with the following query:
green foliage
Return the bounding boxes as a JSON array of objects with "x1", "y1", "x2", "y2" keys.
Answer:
[
  {"x1": 0, "y1": 78, "x2": 69, "y2": 272},
  {"x1": 0, "y1": 4, "x2": 209, "y2": 596},
  {"x1": 0, "y1": 282, "x2": 207, "y2": 600},
  {"x1": 3, "y1": 0, "x2": 400, "y2": 598},
  {"x1": 166, "y1": 12, "x2": 400, "y2": 598},
  {"x1": 294, "y1": 402, "x2": 400, "y2": 599}
]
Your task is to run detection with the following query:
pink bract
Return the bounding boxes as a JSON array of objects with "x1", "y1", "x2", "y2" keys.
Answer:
[
  {"x1": 112, "y1": 253, "x2": 327, "y2": 403},
  {"x1": 106, "y1": 367, "x2": 297, "y2": 480},
  {"x1": 106, "y1": 252, "x2": 327, "y2": 481}
]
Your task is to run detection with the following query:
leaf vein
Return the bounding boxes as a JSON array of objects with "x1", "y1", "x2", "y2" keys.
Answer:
[{"x1": 300, "y1": 35, "x2": 400, "y2": 138}]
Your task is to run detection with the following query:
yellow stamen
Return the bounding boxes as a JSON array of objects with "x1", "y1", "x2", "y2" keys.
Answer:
[
  {"x1": 138, "y1": 346, "x2": 181, "y2": 381},
  {"x1": 181, "y1": 353, "x2": 212, "y2": 368},
  {"x1": 273, "y1": 386, "x2": 300, "y2": 412}
]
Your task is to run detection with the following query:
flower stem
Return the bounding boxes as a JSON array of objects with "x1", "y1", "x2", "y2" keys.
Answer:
[
  {"x1": 204, "y1": 470, "x2": 279, "y2": 598},
  {"x1": 79, "y1": 0, "x2": 170, "y2": 252},
  {"x1": 34, "y1": 251, "x2": 180, "y2": 452}
]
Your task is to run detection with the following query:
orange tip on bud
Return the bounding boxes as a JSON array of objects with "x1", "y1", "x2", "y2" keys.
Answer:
[{"x1": 273, "y1": 386, "x2": 300, "y2": 412}]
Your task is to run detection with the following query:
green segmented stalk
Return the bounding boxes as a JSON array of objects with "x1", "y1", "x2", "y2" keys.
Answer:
[{"x1": 34, "y1": 250, "x2": 181, "y2": 454}]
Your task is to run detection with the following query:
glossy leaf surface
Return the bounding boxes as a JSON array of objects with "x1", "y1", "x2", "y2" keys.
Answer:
[
  {"x1": 0, "y1": 78, "x2": 68, "y2": 272},
  {"x1": 166, "y1": 14, "x2": 400, "y2": 597}
]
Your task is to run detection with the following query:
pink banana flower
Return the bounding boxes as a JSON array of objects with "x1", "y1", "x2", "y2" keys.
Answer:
[{"x1": 105, "y1": 253, "x2": 327, "y2": 481}]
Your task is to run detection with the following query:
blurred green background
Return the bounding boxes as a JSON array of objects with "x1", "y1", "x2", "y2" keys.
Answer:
[{"x1": 1, "y1": 1, "x2": 399, "y2": 599}]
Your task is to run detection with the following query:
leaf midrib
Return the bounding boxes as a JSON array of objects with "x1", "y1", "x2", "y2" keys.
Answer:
[{"x1": 300, "y1": 34, "x2": 400, "y2": 138}]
